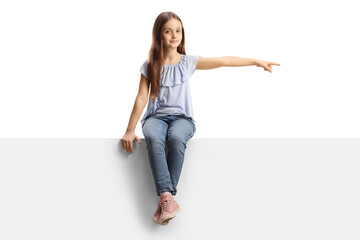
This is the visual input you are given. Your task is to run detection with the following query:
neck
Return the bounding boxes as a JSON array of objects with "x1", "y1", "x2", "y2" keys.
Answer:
[{"x1": 163, "y1": 48, "x2": 181, "y2": 61}]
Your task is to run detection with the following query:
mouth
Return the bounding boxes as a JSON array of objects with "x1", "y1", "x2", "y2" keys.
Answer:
[{"x1": 170, "y1": 40, "x2": 178, "y2": 43}]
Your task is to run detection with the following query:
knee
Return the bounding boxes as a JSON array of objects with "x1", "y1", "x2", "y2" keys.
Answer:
[
  {"x1": 144, "y1": 133, "x2": 164, "y2": 146},
  {"x1": 168, "y1": 135, "x2": 187, "y2": 148}
]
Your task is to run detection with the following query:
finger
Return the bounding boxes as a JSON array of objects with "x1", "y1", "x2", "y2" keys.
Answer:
[
  {"x1": 123, "y1": 141, "x2": 128, "y2": 152},
  {"x1": 135, "y1": 136, "x2": 141, "y2": 144},
  {"x1": 125, "y1": 141, "x2": 130, "y2": 153},
  {"x1": 130, "y1": 141, "x2": 133, "y2": 153}
]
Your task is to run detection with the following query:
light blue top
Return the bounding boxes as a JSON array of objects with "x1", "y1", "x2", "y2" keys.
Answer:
[{"x1": 139, "y1": 54, "x2": 200, "y2": 128}]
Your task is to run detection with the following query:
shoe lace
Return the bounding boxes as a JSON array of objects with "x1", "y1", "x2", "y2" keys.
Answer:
[{"x1": 161, "y1": 200, "x2": 171, "y2": 212}]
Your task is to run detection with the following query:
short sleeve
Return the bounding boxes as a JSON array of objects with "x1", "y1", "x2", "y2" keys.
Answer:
[
  {"x1": 140, "y1": 60, "x2": 149, "y2": 79},
  {"x1": 186, "y1": 55, "x2": 199, "y2": 75}
]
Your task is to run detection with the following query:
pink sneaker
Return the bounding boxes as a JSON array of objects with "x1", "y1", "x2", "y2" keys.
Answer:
[
  {"x1": 152, "y1": 200, "x2": 169, "y2": 225},
  {"x1": 158, "y1": 192, "x2": 181, "y2": 225}
]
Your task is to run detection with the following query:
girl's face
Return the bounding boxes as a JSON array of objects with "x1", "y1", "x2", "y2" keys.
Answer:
[{"x1": 162, "y1": 18, "x2": 182, "y2": 49}]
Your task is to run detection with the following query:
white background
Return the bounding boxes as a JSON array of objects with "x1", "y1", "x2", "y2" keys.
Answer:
[{"x1": 1, "y1": 0, "x2": 359, "y2": 138}]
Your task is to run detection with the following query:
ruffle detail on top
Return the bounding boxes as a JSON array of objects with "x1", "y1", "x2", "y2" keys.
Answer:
[
  {"x1": 160, "y1": 54, "x2": 189, "y2": 87},
  {"x1": 139, "y1": 54, "x2": 198, "y2": 87}
]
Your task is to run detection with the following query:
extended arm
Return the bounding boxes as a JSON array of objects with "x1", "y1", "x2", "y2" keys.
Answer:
[{"x1": 196, "y1": 56, "x2": 280, "y2": 73}]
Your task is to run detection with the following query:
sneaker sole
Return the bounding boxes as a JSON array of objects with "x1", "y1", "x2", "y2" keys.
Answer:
[
  {"x1": 152, "y1": 216, "x2": 169, "y2": 225},
  {"x1": 158, "y1": 206, "x2": 181, "y2": 225}
]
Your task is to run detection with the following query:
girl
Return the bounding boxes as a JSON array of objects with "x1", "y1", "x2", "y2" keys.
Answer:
[{"x1": 121, "y1": 11, "x2": 280, "y2": 226}]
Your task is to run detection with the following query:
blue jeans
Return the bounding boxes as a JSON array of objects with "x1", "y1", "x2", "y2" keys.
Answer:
[{"x1": 142, "y1": 114, "x2": 196, "y2": 196}]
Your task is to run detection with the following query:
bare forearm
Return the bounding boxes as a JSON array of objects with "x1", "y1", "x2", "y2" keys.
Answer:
[
  {"x1": 223, "y1": 56, "x2": 257, "y2": 67},
  {"x1": 125, "y1": 97, "x2": 147, "y2": 133}
]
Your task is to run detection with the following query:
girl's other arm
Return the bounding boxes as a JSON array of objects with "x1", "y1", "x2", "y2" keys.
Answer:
[{"x1": 121, "y1": 74, "x2": 150, "y2": 153}]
